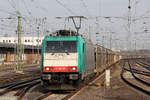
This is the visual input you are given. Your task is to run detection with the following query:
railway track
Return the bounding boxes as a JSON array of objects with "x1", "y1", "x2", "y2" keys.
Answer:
[
  {"x1": 61, "y1": 71, "x2": 106, "y2": 100},
  {"x1": 0, "y1": 66, "x2": 40, "y2": 85},
  {"x1": 34, "y1": 62, "x2": 119, "y2": 100},
  {"x1": 0, "y1": 65, "x2": 41, "y2": 100},
  {"x1": 17, "y1": 80, "x2": 40, "y2": 100},
  {"x1": 35, "y1": 92, "x2": 53, "y2": 100},
  {"x1": 0, "y1": 77, "x2": 40, "y2": 100},
  {"x1": 136, "y1": 61, "x2": 150, "y2": 71},
  {"x1": 0, "y1": 61, "x2": 120, "y2": 100},
  {"x1": 0, "y1": 64, "x2": 40, "y2": 72},
  {"x1": 33, "y1": 80, "x2": 98, "y2": 100},
  {"x1": 121, "y1": 59, "x2": 150, "y2": 96},
  {"x1": 29, "y1": 69, "x2": 106, "y2": 100}
]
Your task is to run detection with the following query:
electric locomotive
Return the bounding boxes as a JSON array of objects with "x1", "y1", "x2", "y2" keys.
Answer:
[{"x1": 41, "y1": 30, "x2": 95, "y2": 90}]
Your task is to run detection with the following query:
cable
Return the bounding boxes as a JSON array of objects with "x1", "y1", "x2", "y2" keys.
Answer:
[
  {"x1": 98, "y1": 0, "x2": 102, "y2": 16},
  {"x1": 139, "y1": 10, "x2": 150, "y2": 18},
  {"x1": 55, "y1": 0, "x2": 76, "y2": 15},
  {"x1": 22, "y1": 0, "x2": 32, "y2": 16},
  {"x1": 0, "y1": 9, "x2": 17, "y2": 15},
  {"x1": 30, "y1": 0, "x2": 49, "y2": 14},
  {"x1": 11, "y1": 0, "x2": 17, "y2": 8},
  {"x1": 79, "y1": 0, "x2": 91, "y2": 16},
  {"x1": 7, "y1": 0, "x2": 17, "y2": 11}
]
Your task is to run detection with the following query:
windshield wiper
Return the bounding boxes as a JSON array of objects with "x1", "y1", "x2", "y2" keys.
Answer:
[
  {"x1": 65, "y1": 50, "x2": 69, "y2": 55},
  {"x1": 51, "y1": 51, "x2": 55, "y2": 55},
  {"x1": 51, "y1": 53, "x2": 55, "y2": 55},
  {"x1": 66, "y1": 52, "x2": 69, "y2": 55}
]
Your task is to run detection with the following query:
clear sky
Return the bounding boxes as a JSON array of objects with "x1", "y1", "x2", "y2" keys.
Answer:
[{"x1": 0, "y1": 0, "x2": 150, "y2": 50}]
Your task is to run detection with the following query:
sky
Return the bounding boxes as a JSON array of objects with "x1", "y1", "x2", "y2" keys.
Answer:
[{"x1": 0, "y1": 0, "x2": 150, "y2": 50}]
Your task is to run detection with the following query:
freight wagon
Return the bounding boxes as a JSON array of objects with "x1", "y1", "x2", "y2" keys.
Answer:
[{"x1": 95, "y1": 45, "x2": 121, "y2": 74}]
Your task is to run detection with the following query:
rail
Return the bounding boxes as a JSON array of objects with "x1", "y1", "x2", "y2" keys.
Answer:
[{"x1": 121, "y1": 59, "x2": 150, "y2": 96}]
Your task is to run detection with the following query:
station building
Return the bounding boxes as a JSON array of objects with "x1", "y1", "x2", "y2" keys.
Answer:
[
  {"x1": 0, "y1": 37, "x2": 44, "y2": 46},
  {"x1": 0, "y1": 37, "x2": 44, "y2": 65}
]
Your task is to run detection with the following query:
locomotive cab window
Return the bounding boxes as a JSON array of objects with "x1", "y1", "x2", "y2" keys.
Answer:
[{"x1": 46, "y1": 41, "x2": 77, "y2": 53}]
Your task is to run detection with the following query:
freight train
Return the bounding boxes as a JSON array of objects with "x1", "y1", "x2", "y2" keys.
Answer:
[{"x1": 40, "y1": 30, "x2": 121, "y2": 90}]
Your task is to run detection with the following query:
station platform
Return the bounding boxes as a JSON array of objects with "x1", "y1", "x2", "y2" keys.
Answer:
[{"x1": 69, "y1": 62, "x2": 150, "y2": 100}]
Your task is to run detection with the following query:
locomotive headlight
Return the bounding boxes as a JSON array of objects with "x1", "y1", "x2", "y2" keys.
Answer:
[
  {"x1": 72, "y1": 67, "x2": 76, "y2": 71},
  {"x1": 46, "y1": 67, "x2": 49, "y2": 71}
]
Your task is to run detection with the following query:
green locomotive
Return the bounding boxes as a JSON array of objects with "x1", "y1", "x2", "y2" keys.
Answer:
[
  {"x1": 41, "y1": 30, "x2": 95, "y2": 90},
  {"x1": 40, "y1": 30, "x2": 121, "y2": 90}
]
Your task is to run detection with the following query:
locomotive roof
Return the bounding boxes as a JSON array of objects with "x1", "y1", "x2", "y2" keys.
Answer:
[
  {"x1": 51, "y1": 29, "x2": 77, "y2": 36},
  {"x1": 44, "y1": 29, "x2": 94, "y2": 45}
]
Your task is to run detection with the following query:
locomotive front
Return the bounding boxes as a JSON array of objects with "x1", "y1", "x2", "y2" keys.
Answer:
[{"x1": 41, "y1": 36, "x2": 82, "y2": 90}]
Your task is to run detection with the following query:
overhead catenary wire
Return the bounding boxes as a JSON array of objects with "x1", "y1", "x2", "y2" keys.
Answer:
[
  {"x1": 30, "y1": 0, "x2": 49, "y2": 14},
  {"x1": 0, "y1": 24, "x2": 16, "y2": 28},
  {"x1": 98, "y1": 0, "x2": 102, "y2": 17},
  {"x1": 55, "y1": 0, "x2": 77, "y2": 15},
  {"x1": 0, "y1": 17, "x2": 17, "y2": 33},
  {"x1": 138, "y1": 10, "x2": 150, "y2": 19},
  {"x1": 7, "y1": 0, "x2": 17, "y2": 11},
  {"x1": 79, "y1": 0, "x2": 91, "y2": 16},
  {"x1": 0, "y1": 9, "x2": 17, "y2": 16},
  {"x1": 22, "y1": 0, "x2": 32, "y2": 16}
]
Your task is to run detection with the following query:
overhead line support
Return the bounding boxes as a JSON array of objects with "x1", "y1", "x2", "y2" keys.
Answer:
[{"x1": 16, "y1": 12, "x2": 23, "y2": 73}]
